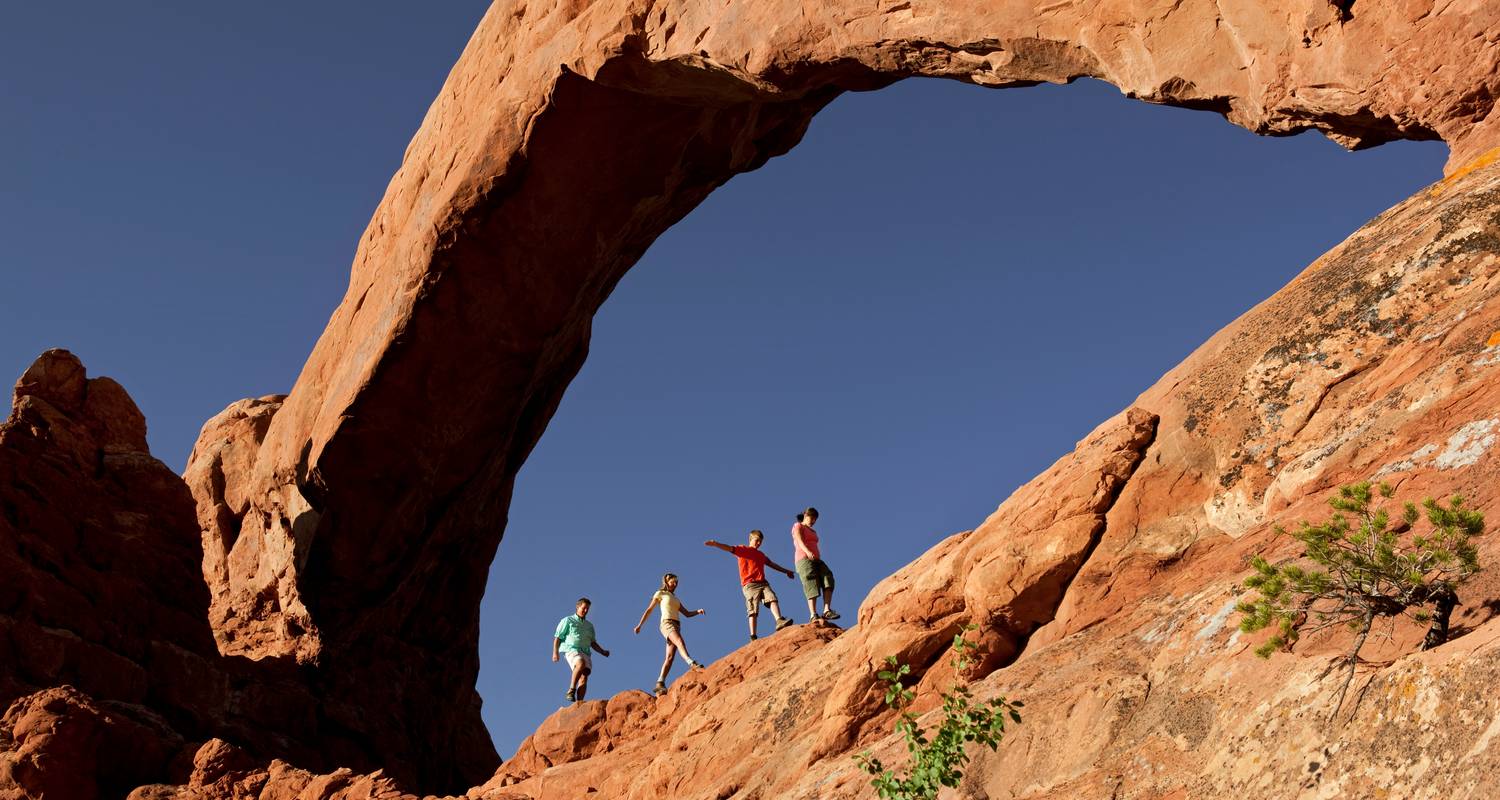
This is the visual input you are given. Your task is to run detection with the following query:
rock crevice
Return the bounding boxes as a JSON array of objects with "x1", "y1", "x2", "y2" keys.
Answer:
[
  {"x1": 188, "y1": 4, "x2": 1500, "y2": 788},
  {"x1": 7, "y1": 1, "x2": 1500, "y2": 796}
]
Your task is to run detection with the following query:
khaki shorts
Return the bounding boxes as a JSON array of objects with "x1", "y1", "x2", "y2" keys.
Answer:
[
  {"x1": 563, "y1": 651, "x2": 592, "y2": 672},
  {"x1": 659, "y1": 618, "x2": 681, "y2": 639},
  {"x1": 796, "y1": 558, "x2": 835, "y2": 598},
  {"x1": 741, "y1": 581, "x2": 780, "y2": 616}
]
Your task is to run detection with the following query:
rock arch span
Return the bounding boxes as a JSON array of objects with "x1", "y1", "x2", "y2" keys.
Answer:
[{"x1": 186, "y1": 0, "x2": 1500, "y2": 791}]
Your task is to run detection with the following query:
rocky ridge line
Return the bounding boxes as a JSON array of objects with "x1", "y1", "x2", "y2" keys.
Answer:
[
  {"x1": 133, "y1": 136, "x2": 1500, "y2": 800},
  {"x1": 185, "y1": 4, "x2": 1500, "y2": 788}
]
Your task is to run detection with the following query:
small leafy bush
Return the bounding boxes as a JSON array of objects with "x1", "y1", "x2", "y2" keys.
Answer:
[
  {"x1": 1237, "y1": 481, "x2": 1484, "y2": 709},
  {"x1": 854, "y1": 626, "x2": 1023, "y2": 800}
]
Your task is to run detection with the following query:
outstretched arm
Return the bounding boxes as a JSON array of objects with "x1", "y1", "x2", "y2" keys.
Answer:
[
  {"x1": 681, "y1": 601, "x2": 707, "y2": 618},
  {"x1": 765, "y1": 557, "x2": 797, "y2": 578},
  {"x1": 704, "y1": 539, "x2": 734, "y2": 553},
  {"x1": 634, "y1": 597, "x2": 659, "y2": 633},
  {"x1": 591, "y1": 640, "x2": 610, "y2": 657}
]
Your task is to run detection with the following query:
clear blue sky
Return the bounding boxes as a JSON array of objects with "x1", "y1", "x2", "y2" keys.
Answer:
[{"x1": 3, "y1": 3, "x2": 1446, "y2": 762}]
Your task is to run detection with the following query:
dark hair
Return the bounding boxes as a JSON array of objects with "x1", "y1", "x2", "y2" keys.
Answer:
[
  {"x1": 803, "y1": 506, "x2": 819, "y2": 521},
  {"x1": 576, "y1": 597, "x2": 591, "y2": 606}
]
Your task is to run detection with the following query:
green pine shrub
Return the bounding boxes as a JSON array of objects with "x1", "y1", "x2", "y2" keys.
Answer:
[{"x1": 1237, "y1": 481, "x2": 1484, "y2": 710}]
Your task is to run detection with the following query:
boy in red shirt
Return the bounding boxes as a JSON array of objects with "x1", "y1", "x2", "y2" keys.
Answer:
[{"x1": 705, "y1": 530, "x2": 797, "y2": 641}]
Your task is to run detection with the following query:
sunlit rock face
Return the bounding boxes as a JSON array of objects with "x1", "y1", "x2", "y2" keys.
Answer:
[
  {"x1": 118, "y1": 152, "x2": 1500, "y2": 800},
  {"x1": 182, "y1": 0, "x2": 1499, "y2": 792},
  {"x1": 466, "y1": 154, "x2": 1500, "y2": 800},
  {"x1": 5, "y1": 0, "x2": 1500, "y2": 797},
  {"x1": 191, "y1": 137, "x2": 1500, "y2": 800}
]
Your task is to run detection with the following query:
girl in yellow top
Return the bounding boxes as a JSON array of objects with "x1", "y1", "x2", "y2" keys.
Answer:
[{"x1": 634, "y1": 572, "x2": 705, "y2": 696}]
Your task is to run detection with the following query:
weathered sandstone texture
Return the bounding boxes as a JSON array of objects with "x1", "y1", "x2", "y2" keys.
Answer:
[
  {"x1": 178, "y1": 0, "x2": 1499, "y2": 791},
  {"x1": 7, "y1": 0, "x2": 1500, "y2": 796},
  {"x1": 468, "y1": 138, "x2": 1500, "y2": 800},
  {"x1": 184, "y1": 397, "x2": 301, "y2": 663},
  {"x1": 0, "y1": 351, "x2": 226, "y2": 798},
  {"x1": 0, "y1": 355, "x2": 415, "y2": 798},
  {"x1": 130, "y1": 131, "x2": 1500, "y2": 800}
]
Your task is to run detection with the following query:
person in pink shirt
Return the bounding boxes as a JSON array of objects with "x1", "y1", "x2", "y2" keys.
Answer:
[{"x1": 791, "y1": 506, "x2": 839, "y2": 622}]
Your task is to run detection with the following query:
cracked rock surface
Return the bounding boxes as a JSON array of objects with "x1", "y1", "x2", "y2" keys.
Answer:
[
  {"x1": 6, "y1": 1, "x2": 1500, "y2": 797},
  {"x1": 467, "y1": 126, "x2": 1500, "y2": 800},
  {"x1": 183, "y1": 2, "x2": 1500, "y2": 790},
  {"x1": 62, "y1": 158, "x2": 1500, "y2": 799}
]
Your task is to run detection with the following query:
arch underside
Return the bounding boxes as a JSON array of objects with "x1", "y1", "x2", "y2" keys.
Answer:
[{"x1": 186, "y1": 0, "x2": 1499, "y2": 791}]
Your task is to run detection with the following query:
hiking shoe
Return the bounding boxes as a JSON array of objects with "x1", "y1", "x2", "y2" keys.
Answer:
[
  {"x1": 654, "y1": 681, "x2": 667, "y2": 696},
  {"x1": 565, "y1": 688, "x2": 576, "y2": 702},
  {"x1": 750, "y1": 634, "x2": 758, "y2": 641},
  {"x1": 775, "y1": 616, "x2": 794, "y2": 631},
  {"x1": 689, "y1": 660, "x2": 705, "y2": 669},
  {"x1": 822, "y1": 609, "x2": 841, "y2": 621}
]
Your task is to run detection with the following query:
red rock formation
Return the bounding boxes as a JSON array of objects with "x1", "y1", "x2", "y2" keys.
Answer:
[
  {"x1": 183, "y1": 396, "x2": 312, "y2": 663},
  {"x1": 181, "y1": 2, "x2": 1500, "y2": 791},
  {"x1": 0, "y1": 354, "x2": 422, "y2": 797},
  {"x1": 7, "y1": 1, "x2": 1500, "y2": 797},
  {"x1": 125, "y1": 739, "x2": 409, "y2": 800},
  {"x1": 0, "y1": 687, "x2": 183, "y2": 800},
  {"x1": 464, "y1": 155, "x2": 1500, "y2": 799},
  {"x1": 0, "y1": 351, "x2": 220, "y2": 798},
  {"x1": 97, "y1": 150, "x2": 1500, "y2": 800},
  {"x1": 164, "y1": 138, "x2": 1500, "y2": 800},
  {"x1": 183, "y1": 394, "x2": 499, "y2": 789}
]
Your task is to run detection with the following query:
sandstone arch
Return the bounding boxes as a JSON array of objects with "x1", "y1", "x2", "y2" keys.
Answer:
[{"x1": 186, "y1": 0, "x2": 1500, "y2": 791}]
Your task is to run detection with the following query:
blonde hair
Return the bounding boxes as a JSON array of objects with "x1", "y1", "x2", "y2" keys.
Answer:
[
  {"x1": 659, "y1": 572, "x2": 677, "y2": 592},
  {"x1": 749, "y1": 529, "x2": 764, "y2": 543}
]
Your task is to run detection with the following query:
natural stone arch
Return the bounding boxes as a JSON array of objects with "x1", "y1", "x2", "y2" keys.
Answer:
[{"x1": 187, "y1": 0, "x2": 1500, "y2": 790}]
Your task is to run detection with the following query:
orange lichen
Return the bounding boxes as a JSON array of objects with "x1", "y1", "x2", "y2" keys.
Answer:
[
  {"x1": 1485, "y1": 330, "x2": 1500, "y2": 348},
  {"x1": 1432, "y1": 146, "x2": 1500, "y2": 196}
]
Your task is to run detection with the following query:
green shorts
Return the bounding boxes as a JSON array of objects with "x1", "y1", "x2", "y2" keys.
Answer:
[{"x1": 796, "y1": 558, "x2": 834, "y2": 599}]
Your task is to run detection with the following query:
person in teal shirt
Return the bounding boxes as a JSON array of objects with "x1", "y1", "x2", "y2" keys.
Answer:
[{"x1": 553, "y1": 597, "x2": 610, "y2": 702}]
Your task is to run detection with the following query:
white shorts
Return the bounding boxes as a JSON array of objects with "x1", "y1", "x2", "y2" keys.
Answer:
[{"x1": 564, "y1": 651, "x2": 592, "y2": 672}]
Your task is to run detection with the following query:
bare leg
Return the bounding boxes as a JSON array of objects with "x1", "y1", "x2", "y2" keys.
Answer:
[
  {"x1": 576, "y1": 671, "x2": 589, "y2": 701},
  {"x1": 667, "y1": 627, "x2": 696, "y2": 664},
  {"x1": 748, "y1": 612, "x2": 759, "y2": 638},
  {"x1": 822, "y1": 587, "x2": 835, "y2": 615},
  {"x1": 658, "y1": 641, "x2": 676, "y2": 684},
  {"x1": 569, "y1": 661, "x2": 586, "y2": 694},
  {"x1": 768, "y1": 599, "x2": 785, "y2": 621},
  {"x1": 805, "y1": 596, "x2": 818, "y2": 619}
]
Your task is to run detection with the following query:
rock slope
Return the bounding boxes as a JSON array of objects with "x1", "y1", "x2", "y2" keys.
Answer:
[
  {"x1": 81, "y1": 151, "x2": 1500, "y2": 800},
  {"x1": 473, "y1": 150, "x2": 1500, "y2": 799},
  {"x1": 4, "y1": 0, "x2": 1500, "y2": 797},
  {"x1": 183, "y1": 1, "x2": 1500, "y2": 790}
]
